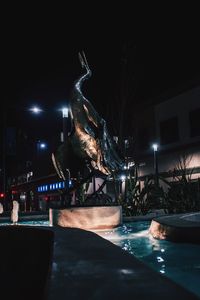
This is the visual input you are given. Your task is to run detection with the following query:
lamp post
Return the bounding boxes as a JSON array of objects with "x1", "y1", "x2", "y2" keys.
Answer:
[
  {"x1": 124, "y1": 138, "x2": 129, "y2": 202},
  {"x1": 35, "y1": 140, "x2": 47, "y2": 170},
  {"x1": 36, "y1": 141, "x2": 47, "y2": 157},
  {"x1": 60, "y1": 106, "x2": 71, "y2": 206},
  {"x1": 61, "y1": 107, "x2": 69, "y2": 143},
  {"x1": 120, "y1": 175, "x2": 126, "y2": 197},
  {"x1": 152, "y1": 143, "x2": 159, "y2": 188}
]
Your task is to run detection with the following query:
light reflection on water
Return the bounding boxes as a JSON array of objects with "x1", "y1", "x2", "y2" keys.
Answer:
[
  {"x1": 0, "y1": 220, "x2": 50, "y2": 226},
  {"x1": 96, "y1": 222, "x2": 157, "y2": 258},
  {"x1": 95, "y1": 221, "x2": 200, "y2": 298}
]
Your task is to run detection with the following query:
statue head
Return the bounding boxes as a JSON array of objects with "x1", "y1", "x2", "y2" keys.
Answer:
[{"x1": 78, "y1": 51, "x2": 90, "y2": 73}]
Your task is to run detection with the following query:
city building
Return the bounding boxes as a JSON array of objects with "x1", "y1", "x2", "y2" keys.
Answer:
[{"x1": 135, "y1": 85, "x2": 200, "y2": 189}]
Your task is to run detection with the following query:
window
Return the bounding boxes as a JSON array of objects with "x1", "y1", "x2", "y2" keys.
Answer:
[
  {"x1": 160, "y1": 117, "x2": 179, "y2": 145},
  {"x1": 189, "y1": 108, "x2": 200, "y2": 138}
]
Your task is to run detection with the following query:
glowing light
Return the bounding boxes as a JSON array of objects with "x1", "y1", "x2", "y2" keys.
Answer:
[
  {"x1": 61, "y1": 107, "x2": 68, "y2": 118},
  {"x1": 120, "y1": 175, "x2": 126, "y2": 181},
  {"x1": 119, "y1": 269, "x2": 134, "y2": 275},
  {"x1": 30, "y1": 106, "x2": 42, "y2": 114},
  {"x1": 157, "y1": 256, "x2": 164, "y2": 262},
  {"x1": 39, "y1": 143, "x2": 47, "y2": 149},
  {"x1": 37, "y1": 181, "x2": 67, "y2": 193},
  {"x1": 152, "y1": 143, "x2": 158, "y2": 151}
]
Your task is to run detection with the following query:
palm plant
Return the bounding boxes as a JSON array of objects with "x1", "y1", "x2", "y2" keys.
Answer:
[{"x1": 163, "y1": 154, "x2": 200, "y2": 213}]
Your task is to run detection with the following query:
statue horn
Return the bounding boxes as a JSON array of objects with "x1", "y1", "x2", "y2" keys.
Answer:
[{"x1": 78, "y1": 52, "x2": 85, "y2": 68}]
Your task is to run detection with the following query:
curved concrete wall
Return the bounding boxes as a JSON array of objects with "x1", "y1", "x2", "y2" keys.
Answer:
[
  {"x1": 180, "y1": 212, "x2": 200, "y2": 222},
  {"x1": 149, "y1": 218, "x2": 200, "y2": 244},
  {"x1": 49, "y1": 206, "x2": 122, "y2": 230}
]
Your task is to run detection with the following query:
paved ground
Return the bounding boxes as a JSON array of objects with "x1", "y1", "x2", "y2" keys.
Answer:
[{"x1": 46, "y1": 226, "x2": 199, "y2": 299}]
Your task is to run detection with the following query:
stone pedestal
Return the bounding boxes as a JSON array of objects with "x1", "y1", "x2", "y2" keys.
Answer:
[{"x1": 49, "y1": 206, "x2": 122, "y2": 230}]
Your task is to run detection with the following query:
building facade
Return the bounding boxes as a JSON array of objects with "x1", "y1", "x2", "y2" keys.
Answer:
[{"x1": 136, "y1": 85, "x2": 200, "y2": 188}]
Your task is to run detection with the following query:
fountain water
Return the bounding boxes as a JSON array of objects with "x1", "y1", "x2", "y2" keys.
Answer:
[{"x1": 0, "y1": 203, "x2": 3, "y2": 214}]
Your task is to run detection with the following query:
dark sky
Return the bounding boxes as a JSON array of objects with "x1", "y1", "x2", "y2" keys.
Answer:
[
  {"x1": 3, "y1": 21, "x2": 200, "y2": 101},
  {"x1": 2, "y1": 9, "x2": 200, "y2": 139}
]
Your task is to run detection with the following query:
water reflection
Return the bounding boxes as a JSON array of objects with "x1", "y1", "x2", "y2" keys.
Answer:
[
  {"x1": 95, "y1": 221, "x2": 159, "y2": 258},
  {"x1": 0, "y1": 220, "x2": 49, "y2": 226},
  {"x1": 95, "y1": 221, "x2": 200, "y2": 297}
]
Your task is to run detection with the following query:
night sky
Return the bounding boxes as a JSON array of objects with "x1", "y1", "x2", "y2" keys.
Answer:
[{"x1": 2, "y1": 10, "x2": 200, "y2": 141}]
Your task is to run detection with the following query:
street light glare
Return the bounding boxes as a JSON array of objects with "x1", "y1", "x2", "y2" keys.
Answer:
[
  {"x1": 30, "y1": 106, "x2": 43, "y2": 114},
  {"x1": 120, "y1": 175, "x2": 126, "y2": 181},
  {"x1": 62, "y1": 107, "x2": 69, "y2": 118},
  {"x1": 39, "y1": 143, "x2": 47, "y2": 149},
  {"x1": 152, "y1": 144, "x2": 158, "y2": 151}
]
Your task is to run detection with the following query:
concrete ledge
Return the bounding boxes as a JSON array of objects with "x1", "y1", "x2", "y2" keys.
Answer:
[
  {"x1": 123, "y1": 209, "x2": 167, "y2": 222},
  {"x1": 0, "y1": 213, "x2": 48, "y2": 223},
  {"x1": 149, "y1": 212, "x2": 200, "y2": 243},
  {"x1": 49, "y1": 206, "x2": 122, "y2": 230}
]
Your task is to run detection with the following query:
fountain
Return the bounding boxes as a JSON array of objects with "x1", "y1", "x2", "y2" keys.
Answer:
[
  {"x1": 0, "y1": 202, "x2": 3, "y2": 214},
  {"x1": 11, "y1": 200, "x2": 19, "y2": 225},
  {"x1": 149, "y1": 212, "x2": 200, "y2": 243}
]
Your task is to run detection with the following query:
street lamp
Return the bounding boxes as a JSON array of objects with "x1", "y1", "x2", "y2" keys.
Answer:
[
  {"x1": 29, "y1": 106, "x2": 43, "y2": 114},
  {"x1": 29, "y1": 105, "x2": 69, "y2": 143},
  {"x1": 37, "y1": 142, "x2": 47, "y2": 150},
  {"x1": 34, "y1": 140, "x2": 48, "y2": 177},
  {"x1": 152, "y1": 143, "x2": 159, "y2": 187},
  {"x1": 61, "y1": 107, "x2": 69, "y2": 143},
  {"x1": 120, "y1": 175, "x2": 126, "y2": 198},
  {"x1": 55, "y1": 106, "x2": 71, "y2": 207}
]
